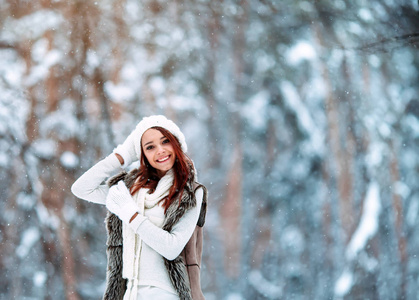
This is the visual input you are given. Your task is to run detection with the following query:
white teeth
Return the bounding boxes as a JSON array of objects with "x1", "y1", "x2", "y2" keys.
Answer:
[{"x1": 157, "y1": 156, "x2": 169, "y2": 162}]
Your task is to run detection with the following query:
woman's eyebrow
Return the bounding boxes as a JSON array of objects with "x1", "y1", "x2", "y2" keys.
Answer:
[{"x1": 143, "y1": 136, "x2": 166, "y2": 147}]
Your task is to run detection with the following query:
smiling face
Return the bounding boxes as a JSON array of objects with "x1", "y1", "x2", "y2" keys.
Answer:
[{"x1": 141, "y1": 128, "x2": 176, "y2": 177}]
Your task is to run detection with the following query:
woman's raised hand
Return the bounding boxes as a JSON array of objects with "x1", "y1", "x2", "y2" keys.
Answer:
[{"x1": 113, "y1": 130, "x2": 138, "y2": 168}]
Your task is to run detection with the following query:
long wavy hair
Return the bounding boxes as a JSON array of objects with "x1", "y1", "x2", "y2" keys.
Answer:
[{"x1": 129, "y1": 126, "x2": 193, "y2": 212}]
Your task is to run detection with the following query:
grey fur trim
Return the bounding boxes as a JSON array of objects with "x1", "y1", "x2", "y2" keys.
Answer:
[
  {"x1": 103, "y1": 172, "x2": 131, "y2": 300},
  {"x1": 103, "y1": 245, "x2": 127, "y2": 300},
  {"x1": 107, "y1": 171, "x2": 127, "y2": 188},
  {"x1": 194, "y1": 184, "x2": 208, "y2": 227},
  {"x1": 105, "y1": 212, "x2": 123, "y2": 246},
  {"x1": 164, "y1": 256, "x2": 192, "y2": 300},
  {"x1": 103, "y1": 211, "x2": 127, "y2": 299}
]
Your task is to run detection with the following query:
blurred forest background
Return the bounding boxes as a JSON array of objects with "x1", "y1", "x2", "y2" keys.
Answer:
[{"x1": 1, "y1": 0, "x2": 419, "y2": 299}]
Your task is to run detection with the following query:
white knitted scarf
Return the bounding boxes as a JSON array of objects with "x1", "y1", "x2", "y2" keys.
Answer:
[{"x1": 122, "y1": 169, "x2": 174, "y2": 300}]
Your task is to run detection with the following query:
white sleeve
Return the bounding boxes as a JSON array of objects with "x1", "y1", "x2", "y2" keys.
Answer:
[
  {"x1": 71, "y1": 154, "x2": 123, "y2": 205},
  {"x1": 134, "y1": 187, "x2": 204, "y2": 260}
]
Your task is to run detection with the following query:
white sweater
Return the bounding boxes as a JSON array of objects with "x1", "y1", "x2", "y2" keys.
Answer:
[{"x1": 71, "y1": 154, "x2": 203, "y2": 295}]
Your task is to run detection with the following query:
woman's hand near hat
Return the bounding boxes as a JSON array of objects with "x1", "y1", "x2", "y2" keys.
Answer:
[{"x1": 113, "y1": 130, "x2": 138, "y2": 168}]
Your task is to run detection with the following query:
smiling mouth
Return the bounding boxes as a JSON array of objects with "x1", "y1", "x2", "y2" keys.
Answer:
[{"x1": 156, "y1": 155, "x2": 170, "y2": 163}]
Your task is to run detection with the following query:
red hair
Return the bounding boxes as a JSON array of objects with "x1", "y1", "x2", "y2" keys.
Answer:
[{"x1": 129, "y1": 126, "x2": 193, "y2": 212}]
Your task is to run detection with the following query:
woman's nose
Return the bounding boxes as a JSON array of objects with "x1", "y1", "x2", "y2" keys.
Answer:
[{"x1": 156, "y1": 145, "x2": 165, "y2": 154}]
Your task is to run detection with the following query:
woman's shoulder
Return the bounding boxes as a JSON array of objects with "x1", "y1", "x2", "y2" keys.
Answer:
[
  {"x1": 193, "y1": 182, "x2": 207, "y2": 227},
  {"x1": 193, "y1": 182, "x2": 207, "y2": 198},
  {"x1": 107, "y1": 167, "x2": 141, "y2": 188}
]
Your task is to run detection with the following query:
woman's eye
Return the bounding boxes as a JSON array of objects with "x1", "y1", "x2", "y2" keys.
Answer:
[
  {"x1": 146, "y1": 145, "x2": 154, "y2": 150},
  {"x1": 162, "y1": 139, "x2": 170, "y2": 144}
]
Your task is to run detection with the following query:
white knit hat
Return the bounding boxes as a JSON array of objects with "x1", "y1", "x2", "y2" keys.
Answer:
[{"x1": 131, "y1": 115, "x2": 187, "y2": 160}]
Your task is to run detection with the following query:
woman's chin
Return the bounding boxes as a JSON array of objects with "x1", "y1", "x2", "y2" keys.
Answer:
[{"x1": 156, "y1": 165, "x2": 174, "y2": 177}]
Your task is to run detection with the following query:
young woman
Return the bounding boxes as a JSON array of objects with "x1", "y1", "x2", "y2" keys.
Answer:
[{"x1": 71, "y1": 115, "x2": 207, "y2": 300}]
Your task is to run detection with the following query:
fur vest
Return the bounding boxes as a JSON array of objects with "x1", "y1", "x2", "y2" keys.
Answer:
[{"x1": 103, "y1": 167, "x2": 207, "y2": 300}]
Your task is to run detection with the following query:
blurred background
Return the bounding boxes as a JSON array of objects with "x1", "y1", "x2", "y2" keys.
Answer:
[{"x1": 1, "y1": 0, "x2": 419, "y2": 299}]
